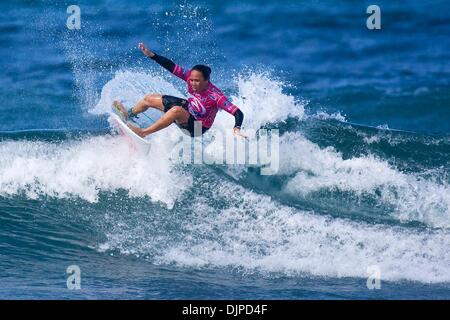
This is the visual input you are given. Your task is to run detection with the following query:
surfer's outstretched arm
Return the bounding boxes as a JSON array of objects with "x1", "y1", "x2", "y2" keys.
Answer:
[
  {"x1": 139, "y1": 42, "x2": 188, "y2": 81},
  {"x1": 151, "y1": 54, "x2": 175, "y2": 72}
]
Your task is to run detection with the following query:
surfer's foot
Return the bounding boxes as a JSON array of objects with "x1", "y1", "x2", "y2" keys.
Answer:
[
  {"x1": 128, "y1": 123, "x2": 146, "y2": 138},
  {"x1": 113, "y1": 100, "x2": 128, "y2": 120}
]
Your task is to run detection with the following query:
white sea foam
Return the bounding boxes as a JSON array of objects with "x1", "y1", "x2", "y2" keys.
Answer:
[
  {"x1": 311, "y1": 110, "x2": 347, "y2": 122},
  {"x1": 278, "y1": 132, "x2": 450, "y2": 228},
  {"x1": 97, "y1": 179, "x2": 450, "y2": 283},
  {"x1": 0, "y1": 135, "x2": 191, "y2": 208},
  {"x1": 216, "y1": 72, "x2": 306, "y2": 130}
]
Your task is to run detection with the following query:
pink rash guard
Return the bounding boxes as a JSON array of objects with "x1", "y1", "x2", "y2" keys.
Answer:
[{"x1": 172, "y1": 64, "x2": 239, "y2": 129}]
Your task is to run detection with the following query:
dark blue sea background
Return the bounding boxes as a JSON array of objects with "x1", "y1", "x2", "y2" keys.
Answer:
[{"x1": 0, "y1": 0, "x2": 449, "y2": 299}]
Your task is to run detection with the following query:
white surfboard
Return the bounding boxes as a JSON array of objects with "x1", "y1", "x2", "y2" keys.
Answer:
[{"x1": 110, "y1": 104, "x2": 162, "y2": 155}]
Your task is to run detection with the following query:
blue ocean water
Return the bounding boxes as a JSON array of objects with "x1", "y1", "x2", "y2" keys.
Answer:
[{"x1": 0, "y1": 0, "x2": 449, "y2": 299}]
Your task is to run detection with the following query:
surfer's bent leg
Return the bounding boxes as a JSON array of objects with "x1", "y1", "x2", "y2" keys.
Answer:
[
  {"x1": 142, "y1": 106, "x2": 190, "y2": 136},
  {"x1": 161, "y1": 95, "x2": 189, "y2": 113},
  {"x1": 130, "y1": 94, "x2": 164, "y2": 115},
  {"x1": 132, "y1": 95, "x2": 188, "y2": 116}
]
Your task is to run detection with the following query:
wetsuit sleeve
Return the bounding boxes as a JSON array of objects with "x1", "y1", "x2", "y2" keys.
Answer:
[
  {"x1": 217, "y1": 95, "x2": 243, "y2": 128},
  {"x1": 151, "y1": 53, "x2": 190, "y2": 81},
  {"x1": 233, "y1": 109, "x2": 244, "y2": 128}
]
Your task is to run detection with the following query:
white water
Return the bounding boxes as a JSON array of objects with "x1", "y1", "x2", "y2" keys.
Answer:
[
  {"x1": 0, "y1": 136, "x2": 191, "y2": 208},
  {"x1": 97, "y1": 178, "x2": 450, "y2": 283}
]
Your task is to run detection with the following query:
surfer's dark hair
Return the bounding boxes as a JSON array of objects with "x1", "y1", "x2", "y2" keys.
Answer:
[{"x1": 191, "y1": 64, "x2": 211, "y2": 80}]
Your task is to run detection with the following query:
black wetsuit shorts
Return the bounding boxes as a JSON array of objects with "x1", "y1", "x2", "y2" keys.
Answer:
[{"x1": 162, "y1": 95, "x2": 209, "y2": 137}]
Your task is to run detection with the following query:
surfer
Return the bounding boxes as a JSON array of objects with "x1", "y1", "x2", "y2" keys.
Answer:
[{"x1": 113, "y1": 42, "x2": 246, "y2": 139}]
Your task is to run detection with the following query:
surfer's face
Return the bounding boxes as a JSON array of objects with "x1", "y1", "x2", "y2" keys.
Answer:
[{"x1": 189, "y1": 70, "x2": 209, "y2": 92}]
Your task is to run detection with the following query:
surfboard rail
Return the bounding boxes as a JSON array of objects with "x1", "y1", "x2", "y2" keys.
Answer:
[{"x1": 110, "y1": 113, "x2": 152, "y2": 155}]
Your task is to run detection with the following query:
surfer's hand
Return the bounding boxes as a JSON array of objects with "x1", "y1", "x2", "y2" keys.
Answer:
[
  {"x1": 233, "y1": 127, "x2": 248, "y2": 140},
  {"x1": 138, "y1": 42, "x2": 155, "y2": 58}
]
